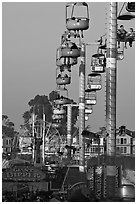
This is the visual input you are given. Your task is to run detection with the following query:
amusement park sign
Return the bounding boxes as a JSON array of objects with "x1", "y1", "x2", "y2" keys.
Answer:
[{"x1": 2, "y1": 165, "x2": 46, "y2": 182}]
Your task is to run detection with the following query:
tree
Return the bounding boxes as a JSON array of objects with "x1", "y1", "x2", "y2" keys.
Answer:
[
  {"x1": 49, "y1": 91, "x2": 60, "y2": 103},
  {"x1": 22, "y1": 111, "x2": 31, "y2": 124},
  {"x1": 22, "y1": 92, "x2": 79, "y2": 137},
  {"x1": 2, "y1": 115, "x2": 15, "y2": 138},
  {"x1": 2, "y1": 115, "x2": 14, "y2": 129},
  {"x1": 28, "y1": 94, "x2": 52, "y2": 122}
]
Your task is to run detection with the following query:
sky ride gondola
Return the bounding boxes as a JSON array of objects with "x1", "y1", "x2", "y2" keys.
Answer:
[
  {"x1": 52, "y1": 114, "x2": 63, "y2": 120},
  {"x1": 52, "y1": 119, "x2": 62, "y2": 127},
  {"x1": 117, "y1": 2, "x2": 135, "y2": 20},
  {"x1": 54, "y1": 87, "x2": 70, "y2": 105},
  {"x1": 53, "y1": 108, "x2": 66, "y2": 115},
  {"x1": 54, "y1": 97, "x2": 70, "y2": 105},
  {"x1": 52, "y1": 122, "x2": 62, "y2": 129},
  {"x1": 91, "y1": 53, "x2": 106, "y2": 73},
  {"x1": 56, "y1": 66, "x2": 71, "y2": 86},
  {"x1": 85, "y1": 89, "x2": 97, "y2": 105},
  {"x1": 126, "y1": 2, "x2": 135, "y2": 13},
  {"x1": 66, "y1": 2, "x2": 89, "y2": 38},
  {"x1": 56, "y1": 47, "x2": 78, "y2": 68},
  {"x1": 117, "y1": 49, "x2": 124, "y2": 60},
  {"x1": 85, "y1": 104, "x2": 93, "y2": 114},
  {"x1": 56, "y1": 74, "x2": 71, "y2": 86},
  {"x1": 85, "y1": 114, "x2": 89, "y2": 121},
  {"x1": 87, "y1": 73, "x2": 102, "y2": 91},
  {"x1": 61, "y1": 43, "x2": 80, "y2": 58}
]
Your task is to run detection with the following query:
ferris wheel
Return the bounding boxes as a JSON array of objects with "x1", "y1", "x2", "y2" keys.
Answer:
[
  {"x1": 43, "y1": 121, "x2": 64, "y2": 154},
  {"x1": 19, "y1": 119, "x2": 64, "y2": 158},
  {"x1": 19, "y1": 123, "x2": 33, "y2": 155}
]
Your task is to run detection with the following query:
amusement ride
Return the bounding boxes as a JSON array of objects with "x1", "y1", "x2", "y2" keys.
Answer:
[{"x1": 4, "y1": 2, "x2": 135, "y2": 201}]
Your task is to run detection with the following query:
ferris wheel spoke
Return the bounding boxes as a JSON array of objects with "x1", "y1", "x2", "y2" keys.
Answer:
[{"x1": 44, "y1": 122, "x2": 62, "y2": 154}]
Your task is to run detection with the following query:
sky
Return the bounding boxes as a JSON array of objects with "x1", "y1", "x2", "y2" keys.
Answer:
[{"x1": 2, "y1": 2, "x2": 135, "y2": 132}]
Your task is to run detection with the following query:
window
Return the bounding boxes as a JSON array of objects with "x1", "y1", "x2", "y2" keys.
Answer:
[
  {"x1": 124, "y1": 147, "x2": 127, "y2": 154},
  {"x1": 121, "y1": 138, "x2": 123, "y2": 144},
  {"x1": 120, "y1": 146, "x2": 127, "y2": 154},
  {"x1": 133, "y1": 146, "x2": 135, "y2": 154},
  {"x1": 100, "y1": 147, "x2": 104, "y2": 154},
  {"x1": 85, "y1": 148, "x2": 90, "y2": 153},
  {"x1": 95, "y1": 147, "x2": 99, "y2": 153},
  {"x1": 91, "y1": 147, "x2": 95, "y2": 153},
  {"x1": 124, "y1": 138, "x2": 127, "y2": 144},
  {"x1": 120, "y1": 147, "x2": 124, "y2": 153},
  {"x1": 5, "y1": 139, "x2": 11, "y2": 146},
  {"x1": 91, "y1": 147, "x2": 98, "y2": 153},
  {"x1": 6, "y1": 139, "x2": 9, "y2": 145},
  {"x1": 8, "y1": 147, "x2": 11, "y2": 152}
]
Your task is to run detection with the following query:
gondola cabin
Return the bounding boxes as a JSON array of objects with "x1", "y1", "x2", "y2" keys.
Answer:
[
  {"x1": 54, "y1": 88, "x2": 70, "y2": 105},
  {"x1": 54, "y1": 87, "x2": 70, "y2": 105},
  {"x1": 66, "y1": 2, "x2": 89, "y2": 37},
  {"x1": 87, "y1": 73, "x2": 102, "y2": 90},
  {"x1": 53, "y1": 108, "x2": 66, "y2": 115},
  {"x1": 52, "y1": 121, "x2": 62, "y2": 128},
  {"x1": 85, "y1": 89, "x2": 97, "y2": 105},
  {"x1": 85, "y1": 109, "x2": 92, "y2": 114},
  {"x1": 52, "y1": 114, "x2": 63, "y2": 120},
  {"x1": 61, "y1": 43, "x2": 80, "y2": 58},
  {"x1": 56, "y1": 72, "x2": 71, "y2": 86},
  {"x1": 117, "y1": 41, "x2": 124, "y2": 60},
  {"x1": 85, "y1": 104, "x2": 93, "y2": 114},
  {"x1": 56, "y1": 47, "x2": 78, "y2": 67},
  {"x1": 91, "y1": 53, "x2": 106, "y2": 73},
  {"x1": 126, "y1": 2, "x2": 135, "y2": 12},
  {"x1": 56, "y1": 76, "x2": 71, "y2": 86},
  {"x1": 85, "y1": 114, "x2": 89, "y2": 121},
  {"x1": 117, "y1": 2, "x2": 135, "y2": 20},
  {"x1": 56, "y1": 57, "x2": 77, "y2": 67},
  {"x1": 54, "y1": 97, "x2": 70, "y2": 105},
  {"x1": 117, "y1": 50, "x2": 124, "y2": 60}
]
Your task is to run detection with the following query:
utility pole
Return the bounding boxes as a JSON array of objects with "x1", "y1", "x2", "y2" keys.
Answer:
[{"x1": 79, "y1": 43, "x2": 86, "y2": 172}]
